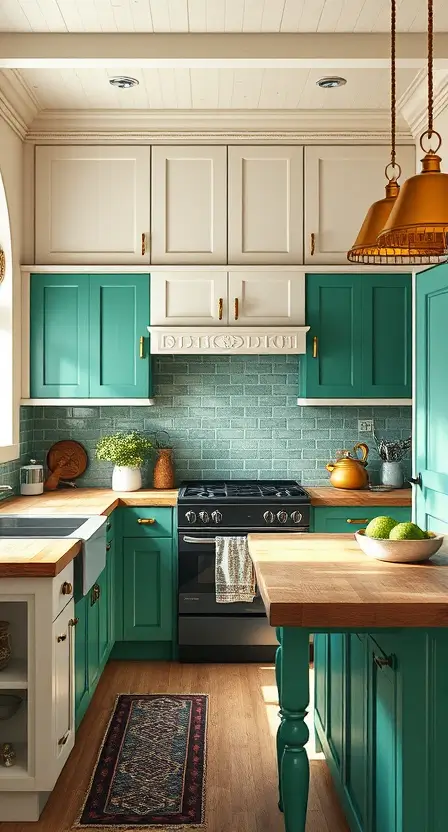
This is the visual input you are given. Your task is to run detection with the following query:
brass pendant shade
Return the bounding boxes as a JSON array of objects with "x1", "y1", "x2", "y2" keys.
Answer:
[{"x1": 347, "y1": 181, "x2": 401, "y2": 264}]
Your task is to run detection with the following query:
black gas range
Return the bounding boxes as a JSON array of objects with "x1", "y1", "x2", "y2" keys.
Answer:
[{"x1": 177, "y1": 480, "x2": 311, "y2": 662}]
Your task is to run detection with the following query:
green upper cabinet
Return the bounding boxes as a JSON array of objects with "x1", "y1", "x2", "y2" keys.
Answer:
[
  {"x1": 89, "y1": 274, "x2": 150, "y2": 397},
  {"x1": 300, "y1": 273, "x2": 412, "y2": 401},
  {"x1": 30, "y1": 273, "x2": 151, "y2": 399},
  {"x1": 30, "y1": 274, "x2": 90, "y2": 397}
]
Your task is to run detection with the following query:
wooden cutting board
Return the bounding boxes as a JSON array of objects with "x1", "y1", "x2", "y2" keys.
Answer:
[{"x1": 45, "y1": 440, "x2": 88, "y2": 490}]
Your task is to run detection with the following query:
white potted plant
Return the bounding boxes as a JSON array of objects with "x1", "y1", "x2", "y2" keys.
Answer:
[{"x1": 95, "y1": 432, "x2": 152, "y2": 492}]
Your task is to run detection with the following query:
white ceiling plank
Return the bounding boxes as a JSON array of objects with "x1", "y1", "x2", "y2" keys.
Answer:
[
  {"x1": 54, "y1": 0, "x2": 86, "y2": 32},
  {"x1": 224, "y1": 0, "x2": 244, "y2": 32},
  {"x1": 148, "y1": 0, "x2": 172, "y2": 31},
  {"x1": 205, "y1": 0, "x2": 226, "y2": 33},
  {"x1": 92, "y1": 0, "x2": 118, "y2": 32},
  {"x1": 280, "y1": 0, "x2": 305, "y2": 32},
  {"x1": 128, "y1": 0, "x2": 155, "y2": 33},
  {"x1": 1, "y1": 0, "x2": 32, "y2": 32},
  {"x1": 298, "y1": 0, "x2": 326, "y2": 32},
  {"x1": 242, "y1": 0, "x2": 265, "y2": 33},
  {"x1": 173, "y1": 67, "x2": 192, "y2": 107},
  {"x1": 230, "y1": 68, "x2": 264, "y2": 108},
  {"x1": 167, "y1": 0, "x2": 189, "y2": 33},
  {"x1": 217, "y1": 68, "x2": 235, "y2": 107},
  {"x1": 190, "y1": 66, "x2": 219, "y2": 107},
  {"x1": 110, "y1": 1, "x2": 136, "y2": 33},
  {"x1": 158, "y1": 67, "x2": 180, "y2": 107},
  {"x1": 187, "y1": 0, "x2": 206, "y2": 32},
  {"x1": 261, "y1": 0, "x2": 286, "y2": 33}
]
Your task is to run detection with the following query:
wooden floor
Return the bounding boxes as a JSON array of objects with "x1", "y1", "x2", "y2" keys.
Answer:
[{"x1": 0, "y1": 662, "x2": 349, "y2": 832}]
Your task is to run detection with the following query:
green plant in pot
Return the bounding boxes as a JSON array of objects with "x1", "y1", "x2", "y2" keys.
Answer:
[{"x1": 95, "y1": 432, "x2": 152, "y2": 492}]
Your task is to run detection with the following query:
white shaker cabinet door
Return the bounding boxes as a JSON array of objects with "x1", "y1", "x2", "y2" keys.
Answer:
[
  {"x1": 304, "y1": 145, "x2": 416, "y2": 264},
  {"x1": 228, "y1": 146, "x2": 304, "y2": 264},
  {"x1": 151, "y1": 146, "x2": 227, "y2": 264},
  {"x1": 53, "y1": 601, "x2": 75, "y2": 774},
  {"x1": 150, "y1": 271, "x2": 228, "y2": 325},
  {"x1": 228, "y1": 270, "x2": 305, "y2": 326},
  {"x1": 35, "y1": 146, "x2": 151, "y2": 265}
]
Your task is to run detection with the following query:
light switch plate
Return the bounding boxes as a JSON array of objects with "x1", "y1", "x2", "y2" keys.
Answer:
[{"x1": 358, "y1": 419, "x2": 373, "y2": 433}]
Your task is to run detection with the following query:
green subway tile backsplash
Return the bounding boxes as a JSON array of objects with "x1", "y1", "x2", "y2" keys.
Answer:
[{"x1": 0, "y1": 356, "x2": 412, "y2": 489}]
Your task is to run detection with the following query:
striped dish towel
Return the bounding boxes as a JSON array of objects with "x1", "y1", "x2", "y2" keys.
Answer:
[{"x1": 215, "y1": 536, "x2": 256, "y2": 603}]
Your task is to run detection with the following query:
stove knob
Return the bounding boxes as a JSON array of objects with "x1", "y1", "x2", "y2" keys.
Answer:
[
  {"x1": 211, "y1": 510, "x2": 222, "y2": 524},
  {"x1": 291, "y1": 510, "x2": 303, "y2": 524},
  {"x1": 199, "y1": 511, "x2": 210, "y2": 524},
  {"x1": 277, "y1": 510, "x2": 288, "y2": 524},
  {"x1": 185, "y1": 511, "x2": 197, "y2": 524},
  {"x1": 263, "y1": 510, "x2": 275, "y2": 524}
]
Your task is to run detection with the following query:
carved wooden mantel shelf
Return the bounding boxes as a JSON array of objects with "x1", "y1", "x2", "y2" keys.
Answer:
[{"x1": 147, "y1": 326, "x2": 310, "y2": 355}]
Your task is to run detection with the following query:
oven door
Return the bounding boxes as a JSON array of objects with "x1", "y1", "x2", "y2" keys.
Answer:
[{"x1": 178, "y1": 529, "x2": 266, "y2": 616}]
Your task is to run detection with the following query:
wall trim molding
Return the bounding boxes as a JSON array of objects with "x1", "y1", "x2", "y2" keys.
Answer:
[
  {"x1": 148, "y1": 326, "x2": 310, "y2": 354},
  {"x1": 0, "y1": 69, "x2": 39, "y2": 139},
  {"x1": 399, "y1": 68, "x2": 448, "y2": 138}
]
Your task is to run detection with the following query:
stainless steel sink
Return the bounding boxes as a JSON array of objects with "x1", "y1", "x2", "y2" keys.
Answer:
[{"x1": 0, "y1": 515, "x2": 107, "y2": 594}]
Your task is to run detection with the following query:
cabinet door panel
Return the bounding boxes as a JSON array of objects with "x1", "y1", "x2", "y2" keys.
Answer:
[
  {"x1": 150, "y1": 271, "x2": 227, "y2": 325},
  {"x1": 314, "y1": 633, "x2": 328, "y2": 732},
  {"x1": 89, "y1": 274, "x2": 150, "y2": 397},
  {"x1": 98, "y1": 562, "x2": 111, "y2": 667},
  {"x1": 74, "y1": 594, "x2": 89, "y2": 728},
  {"x1": 151, "y1": 146, "x2": 227, "y2": 264},
  {"x1": 371, "y1": 642, "x2": 398, "y2": 832},
  {"x1": 228, "y1": 146, "x2": 303, "y2": 264},
  {"x1": 88, "y1": 584, "x2": 100, "y2": 689},
  {"x1": 302, "y1": 274, "x2": 363, "y2": 398},
  {"x1": 304, "y1": 145, "x2": 415, "y2": 264},
  {"x1": 228, "y1": 270, "x2": 304, "y2": 326},
  {"x1": 35, "y1": 146, "x2": 151, "y2": 265},
  {"x1": 53, "y1": 600, "x2": 75, "y2": 766},
  {"x1": 123, "y1": 537, "x2": 173, "y2": 641},
  {"x1": 328, "y1": 633, "x2": 344, "y2": 771},
  {"x1": 363, "y1": 274, "x2": 412, "y2": 398},
  {"x1": 30, "y1": 274, "x2": 90, "y2": 398},
  {"x1": 346, "y1": 634, "x2": 368, "y2": 830}
]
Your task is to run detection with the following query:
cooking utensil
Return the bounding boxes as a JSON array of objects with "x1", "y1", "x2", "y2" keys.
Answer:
[{"x1": 45, "y1": 440, "x2": 88, "y2": 491}]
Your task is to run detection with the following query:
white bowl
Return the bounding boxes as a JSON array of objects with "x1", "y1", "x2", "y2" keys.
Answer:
[{"x1": 355, "y1": 529, "x2": 444, "y2": 563}]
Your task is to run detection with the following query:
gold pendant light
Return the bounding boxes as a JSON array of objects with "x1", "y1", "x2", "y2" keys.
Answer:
[
  {"x1": 347, "y1": 0, "x2": 404, "y2": 264},
  {"x1": 376, "y1": 0, "x2": 448, "y2": 263}
]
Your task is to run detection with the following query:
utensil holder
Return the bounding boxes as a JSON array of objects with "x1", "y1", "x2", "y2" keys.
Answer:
[{"x1": 381, "y1": 461, "x2": 404, "y2": 488}]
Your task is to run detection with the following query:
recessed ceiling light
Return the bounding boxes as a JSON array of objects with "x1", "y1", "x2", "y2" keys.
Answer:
[
  {"x1": 109, "y1": 76, "x2": 139, "y2": 89},
  {"x1": 316, "y1": 76, "x2": 347, "y2": 89}
]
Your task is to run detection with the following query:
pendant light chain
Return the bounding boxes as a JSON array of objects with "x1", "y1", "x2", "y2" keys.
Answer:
[
  {"x1": 428, "y1": 0, "x2": 434, "y2": 137},
  {"x1": 391, "y1": 0, "x2": 396, "y2": 168}
]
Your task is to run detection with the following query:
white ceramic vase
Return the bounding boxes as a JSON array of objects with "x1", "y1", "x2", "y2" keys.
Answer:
[{"x1": 112, "y1": 465, "x2": 142, "y2": 492}]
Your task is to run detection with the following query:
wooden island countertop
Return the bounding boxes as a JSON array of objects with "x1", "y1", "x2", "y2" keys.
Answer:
[{"x1": 248, "y1": 532, "x2": 448, "y2": 629}]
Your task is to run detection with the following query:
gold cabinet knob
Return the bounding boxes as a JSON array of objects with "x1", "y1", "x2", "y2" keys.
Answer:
[
  {"x1": 61, "y1": 581, "x2": 73, "y2": 596},
  {"x1": 57, "y1": 633, "x2": 67, "y2": 643},
  {"x1": 137, "y1": 518, "x2": 155, "y2": 525},
  {"x1": 69, "y1": 617, "x2": 79, "y2": 627}
]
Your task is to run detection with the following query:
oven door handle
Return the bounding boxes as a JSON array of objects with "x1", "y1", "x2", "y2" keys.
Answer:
[{"x1": 182, "y1": 535, "x2": 218, "y2": 544}]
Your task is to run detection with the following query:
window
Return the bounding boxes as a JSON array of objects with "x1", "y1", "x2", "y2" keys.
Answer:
[{"x1": 0, "y1": 169, "x2": 18, "y2": 463}]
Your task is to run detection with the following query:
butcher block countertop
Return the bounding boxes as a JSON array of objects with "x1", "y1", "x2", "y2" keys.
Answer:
[
  {"x1": 248, "y1": 533, "x2": 448, "y2": 629},
  {"x1": 0, "y1": 488, "x2": 178, "y2": 577},
  {"x1": 306, "y1": 487, "x2": 411, "y2": 506}
]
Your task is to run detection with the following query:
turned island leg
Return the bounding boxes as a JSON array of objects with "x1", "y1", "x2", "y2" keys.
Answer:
[{"x1": 276, "y1": 627, "x2": 310, "y2": 832}]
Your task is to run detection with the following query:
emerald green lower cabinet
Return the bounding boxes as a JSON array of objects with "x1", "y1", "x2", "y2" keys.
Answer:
[
  {"x1": 328, "y1": 634, "x2": 344, "y2": 772},
  {"x1": 312, "y1": 505, "x2": 411, "y2": 534},
  {"x1": 370, "y1": 635, "x2": 398, "y2": 832},
  {"x1": 30, "y1": 273, "x2": 151, "y2": 398},
  {"x1": 300, "y1": 273, "x2": 412, "y2": 401},
  {"x1": 123, "y1": 537, "x2": 173, "y2": 642},
  {"x1": 345, "y1": 634, "x2": 368, "y2": 832},
  {"x1": 74, "y1": 592, "x2": 89, "y2": 725}
]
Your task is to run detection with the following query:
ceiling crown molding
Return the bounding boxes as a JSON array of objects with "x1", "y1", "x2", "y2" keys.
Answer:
[
  {"x1": 399, "y1": 68, "x2": 448, "y2": 137},
  {"x1": 0, "y1": 69, "x2": 39, "y2": 139},
  {"x1": 26, "y1": 108, "x2": 413, "y2": 144}
]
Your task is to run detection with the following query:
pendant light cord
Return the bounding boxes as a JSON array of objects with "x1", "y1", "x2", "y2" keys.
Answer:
[
  {"x1": 391, "y1": 0, "x2": 396, "y2": 167},
  {"x1": 428, "y1": 0, "x2": 434, "y2": 137}
]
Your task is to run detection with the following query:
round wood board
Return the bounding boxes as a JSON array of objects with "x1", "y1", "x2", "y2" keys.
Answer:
[{"x1": 47, "y1": 440, "x2": 88, "y2": 480}]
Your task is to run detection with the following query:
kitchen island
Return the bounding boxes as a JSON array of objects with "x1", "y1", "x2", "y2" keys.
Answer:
[{"x1": 248, "y1": 533, "x2": 448, "y2": 832}]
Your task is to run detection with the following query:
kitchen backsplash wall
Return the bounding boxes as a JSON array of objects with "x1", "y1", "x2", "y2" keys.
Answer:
[
  {"x1": 0, "y1": 407, "x2": 35, "y2": 496},
  {"x1": 0, "y1": 356, "x2": 412, "y2": 490}
]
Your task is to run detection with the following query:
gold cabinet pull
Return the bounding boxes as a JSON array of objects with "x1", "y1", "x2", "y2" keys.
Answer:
[
  {"x1": 57, "y1": 633, "x2": 67, "y2": 643},
  {"x1": 234, "y1": 298, "x2": 239, "y2": 321},
  {"x1": 312, "y1": 336, "x2": 318, "y2": 358},
  {"x1": 106, "y1": 542, "x2": 111, "y2": 551},
  {"x1": 141, "y1": 232, "x2": 146, "y2": 256},
  {"x1": 139, "y1": 336, "x2": 144, "y2": 359},
  {"x1": 137, "y1": 518, "x2": 155, "y2": 525},
  {"x1": 373, "y1": 654, "x2": 393, "y2": 670},
  {"x1": 218, "y1": 297, "x2": 223, "y2": 321},
  {"x1": 58, "y1": 730, "x2": 70, "y2": 746},
  {"x1": 90, "y1": 584, "x2": 100, "y2": 606},
  {"x1": 310, "y1": 232, "x2": 315, "y2": 256},
  {"x1": 69, "y1": 617, "x2": 79, "y2": 627},
  {"x1": 346, "y1": 518, "x2": 369, "y2": 524},
  {"x1": 61, "y1": 581, "x2": 72, "y2": 596}
]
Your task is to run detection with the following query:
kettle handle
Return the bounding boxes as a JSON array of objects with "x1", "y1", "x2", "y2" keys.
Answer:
[
  {"x1": 326, "y1": 463, "x2": 335, "y2": 473},
  {"x1": 353, "y1": 442, "x2": 369, "y2": 465}
]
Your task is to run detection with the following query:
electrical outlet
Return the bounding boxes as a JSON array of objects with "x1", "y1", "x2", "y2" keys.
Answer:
[{"x1": 358, "y1": 419, "x2": 373, "y2": 433}]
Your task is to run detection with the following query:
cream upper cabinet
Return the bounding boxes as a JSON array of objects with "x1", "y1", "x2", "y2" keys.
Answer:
[
  {"x1": 35, "y1": 146, "x2": 151, "y2": 265},
  {"x1": 150, "y1": 271, "x2": 228, "y2": 325},
  {"x1": 304, "y1": 145, "x2": 416, "y2": 264},
  {"x1": 228, "y1": 270, "x2": 305, "y2": 326},
  {"x1": 151, "y1": 146, "x2": 227, "y2": 264},
  {"x1": 228, "y1": 146, "x2": 304, "y2": 265}
]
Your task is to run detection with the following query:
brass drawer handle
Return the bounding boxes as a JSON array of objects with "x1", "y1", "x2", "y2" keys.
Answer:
[
  {"x1": 137, "y1": 518, "x2": 155, "y2": 525},
  {"x1": 312, "y1": 336, "x2": 318, "y2": 359},
  {"x1": 61, "y1": 581, "x2": 73, "y2": 596},
  {"x1": 58, "y1": 730, "x2": 70, "y2": 746},
  {"x1": 69, "y1": 617, "x2": 79, "y2": 627},
  {"x1": 218, "y1": 297, "x2": 223, "y2": 321},
  {"x1": 346, "y1": 518, "x2": 369, "y2": 524},
  {"x1": 310, "y1": 232, "x2": 315, "y2": 256},
  {"x1": 91, "y1": 584, "x2": 100, "y2": 605},
  {"x1": 373, "y1": 654, "x2": 393, "y2": 670},
  {"x1": 141, "y1": 232, "x2": 146, "y2": 256},
  {"x1": 57, "y1": 633, "x2": 67, "y2": 643},
  {"x1": 139, "y1": 336, "x2": 144, "y2": 359},
  {"x1": 234, "y1": 297, "x2": 239, "y2": 321}
]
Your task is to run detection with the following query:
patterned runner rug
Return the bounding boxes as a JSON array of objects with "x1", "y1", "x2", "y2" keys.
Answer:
[{"x1": 75, "y1": 694, "x2": 208, "y2": 830}]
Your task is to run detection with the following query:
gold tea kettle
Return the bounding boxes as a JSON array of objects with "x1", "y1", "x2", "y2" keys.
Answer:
[{"x1": 326, "y1": 443, "x2": 369, "y2": 490}]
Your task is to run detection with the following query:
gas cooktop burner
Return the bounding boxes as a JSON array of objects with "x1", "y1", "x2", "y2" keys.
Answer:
[{"x1": 179, "y1": 480, "x2": 310, "y2": 501}]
